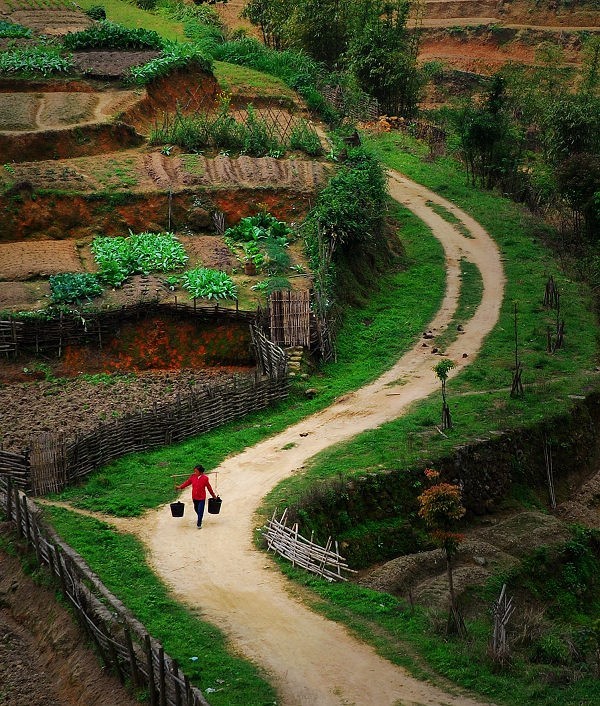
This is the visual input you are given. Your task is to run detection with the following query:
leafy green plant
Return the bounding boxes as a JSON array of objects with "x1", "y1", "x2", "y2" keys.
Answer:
[
  {"x1": 225, "y1": 211, "x2": 292, "y2": 243},
  {"x1": 0, "y1": 46, "x2": 74, "y2": 77},
  {"x1": 91, "y1": 232, "x2": 188, "y2": 287},
  {"x1": 49, "y1": 273, "x2": 103, "y2": 304},
  {"x1": 62, "y1": 21, "x2": 164, "y2": 51},
  {"x1": 251, "y1": 276, "x2": 292, "y2": 295},
  {"x1": 289, "y1": 119, "x2": 324, "y2": 156},
  {"x1": 127, "y1": 43, "x2": 212, "y2": 85},
  {"x1": 181, "y1": 268, "x2": 237, "y2": 300},
  {"x1": 0, "y1": 20, "x2": 32, "y2": 38}
]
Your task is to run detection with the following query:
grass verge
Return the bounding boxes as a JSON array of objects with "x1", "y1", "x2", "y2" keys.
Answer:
[{"x1": 43, "y1": 506, "x2": 277, "y2": 706}]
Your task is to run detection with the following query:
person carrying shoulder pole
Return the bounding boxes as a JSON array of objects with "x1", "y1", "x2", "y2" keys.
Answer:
[{"x1": 176, "y1": 464, "x2": 217, "y2": 529}]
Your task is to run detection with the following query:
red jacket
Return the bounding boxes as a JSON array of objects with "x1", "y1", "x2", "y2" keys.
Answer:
[{"x1": 179, "y1": 473, "x2": 216, "y2": 501}]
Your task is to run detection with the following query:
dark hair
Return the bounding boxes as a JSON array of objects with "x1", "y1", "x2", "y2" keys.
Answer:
[{"x1": 194, "y1": 464, "x2": 205, "y2": 473}]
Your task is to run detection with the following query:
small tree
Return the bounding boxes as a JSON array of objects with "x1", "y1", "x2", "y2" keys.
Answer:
[
  {"x1": 417, "y1": 469, "x2": 466, "y2": 636},
  {"x1": 433, "y1": 358, "x2": 455, "y2": 429}
]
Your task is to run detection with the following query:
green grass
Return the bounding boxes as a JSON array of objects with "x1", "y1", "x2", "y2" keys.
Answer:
[
  {"x1": 43, "y1": 507, "x2": 277, "y2": 706},
  {"x1": 213, "y1": 62, "x2": 297, "y2": 102},
  {"x1": 434, "y1": 258, "x2": 482, "y2": 352},
  {"x1": 75, "y1": 0, "x2": 186, "y2": 42}
]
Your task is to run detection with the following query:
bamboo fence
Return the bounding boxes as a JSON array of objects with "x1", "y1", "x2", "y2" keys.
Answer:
[
  {"x1": 0, "y1": 476, "x2": 210, "y2": 706},
  {"x1": 2, "y1": 325, "x2": 288, "y2": 494},
  {"x1": 267, "y1": 290, "x2": 311, "y2": 348},
  {"x1": 264, "y1": 509, "x2": 356, "y2": 582},
  {"x1": 0, "y1": 448, "x2": 30, "y2": 490},
  {"x1": 0, "y1": 319, "x2": 22, "y2": 355},
  {"x1": 1, "y1": 301, "x2": 256, "y2": 358}
]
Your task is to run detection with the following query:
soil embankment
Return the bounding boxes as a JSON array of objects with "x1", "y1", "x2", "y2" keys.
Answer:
[{"x1": 0, "y1": 536, "x2": 141, "y2": 706}]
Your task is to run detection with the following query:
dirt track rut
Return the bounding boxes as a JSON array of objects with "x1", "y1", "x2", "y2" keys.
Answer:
[{"x1": 129, "y1": 170, "x2": 505, "y2": 705}]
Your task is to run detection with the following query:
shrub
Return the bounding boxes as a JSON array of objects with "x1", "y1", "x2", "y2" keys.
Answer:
[
  {"x1": 62, "y1": 21, "x2": 164, "y2": 51},
  {"x1": 83, "y1": 5, "x2": 106, "y2": 21},
  {"x1": 243, "y1": 105, "x2": 281, "y2": 156},
  {"x1": 289, "y1": 119, "x2": 324, "y2": 156},
  {"x1": 49, "y1": 273, "x2": 103, "y2": 303},
  {"x1": 181, "y1": 268, "x2": 237, "y2": 300}
]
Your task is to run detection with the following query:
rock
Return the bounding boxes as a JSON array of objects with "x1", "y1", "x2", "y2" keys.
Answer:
[
  {"x1": 473, "y1": 556, "x2": 487, "y2": 566},
  {"x1": 304, "y1": 388, "x2": 318, "y2": 399}
]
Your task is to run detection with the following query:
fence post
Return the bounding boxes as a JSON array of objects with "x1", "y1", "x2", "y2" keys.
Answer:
[
  {"x1": 172, "y1": 659, "x2": 182, "y2": 706},
  {"x1": 6, "y1": 475, "x2": 13, "y2": 520},
  {"x1": 145, "y1": 634, "x2": 158, "y2": 706},
  {"x1": 14, "y1": 488, "x2": 22, "y2": 538},
  {"x1": 124, "y1": 627, "x2": 140, "y2": 688},
  {"x1": 103, "y1": 618, "x2": 125, "y2": 683},
  {"x1": 158, "y1": 646, "x2": 167, "y2": 706},
  {"x1": 22, "y1": 495, "x2": 31, "y2": 544}
]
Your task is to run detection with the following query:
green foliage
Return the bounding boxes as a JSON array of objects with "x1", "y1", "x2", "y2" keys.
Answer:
[
  {"x1": 181, "y1": 268, "x2": 237, "y2": 300},
  {"x1": 0, "y1": 21, "x2": 32, "y2": 38},
  {"x1": 62, "y1": 20, "x2": 164, "y2": 51},
  {"x1": 0, "y1": 46, "x2": 74, "y2": 78},
  {"x1": 225, "y1": 211, "x2": 292, "y2": 243},
  {"x1": 149, "y1": 98, "x2": 283, "y2": 155},
  {"x1": 306, "y1": 147, "x2": 387, "y2": 257},
  {"x1": 127, "y1": 43, "x2": 212, "y2": 85},
  {"x1": 286, "y1": 0, "x2": 350, "y2": 66},
  {"x1": 91, "y1": 231, "x2": 188, "y2": 287},
  {"x1": 346, "y1": 0, "x2": 421, "y2": 117},
  {"x1": 251, "y1": 276, "x2": 292, "y2": 295},
  {"x1": 84, "y1": 5, "x2": 107, "y2": 20},
  {"x1": 49, "y1": 273, "x2": 103, "y2": 304},
  {"x1": 541, "y1": 92, "x2": 600, "y2": 163},
  {"x1": 289, "y1": 119, "x2": 323, "y2": 155}
]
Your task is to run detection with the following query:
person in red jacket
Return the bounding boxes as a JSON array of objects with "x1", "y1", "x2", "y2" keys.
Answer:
[{"x1": 176, "y1": 464, "x2": 217, "y2": 529}]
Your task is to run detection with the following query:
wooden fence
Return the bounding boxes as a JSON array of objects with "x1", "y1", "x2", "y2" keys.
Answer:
[
  {"x1": 264, "y1": 509, "x2": 356, "y2": 582},
  {"x1": 0, "y1": 448, "x2": 30, "y2": 490},
  {"x1": 2, "y1": 325, "x2": 288, "y2": 494},
  {"x1": 1, "y1": 301, "x2": 257, "y2": 358},
  {"x1": 0, "y1": 319, "x2": 22, "y2": 355},
  {"x1": 0, "y1": 476, "x2": 210, "y2": 706},
  {"x1": 267, "y1": 290, "x2": 311, "y2": 348}
]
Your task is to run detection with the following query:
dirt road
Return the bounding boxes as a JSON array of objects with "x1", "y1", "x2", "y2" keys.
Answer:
[{"x1": 134, "y1": 171, "x2": 505, "y2": 705}]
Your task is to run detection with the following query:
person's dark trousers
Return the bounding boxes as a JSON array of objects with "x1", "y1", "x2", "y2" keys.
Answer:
[{"x1": 193, "y1": 499, "x2": 206, "y2": 527}]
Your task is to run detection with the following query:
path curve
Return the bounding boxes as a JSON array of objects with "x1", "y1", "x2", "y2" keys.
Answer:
[{"x1": 134, "y1": 171, "x2": 505, "y2": 705}]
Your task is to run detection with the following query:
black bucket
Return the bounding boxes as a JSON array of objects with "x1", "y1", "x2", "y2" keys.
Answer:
[
  {"x1": 207, "y1": 496, "x2": 222, "y2": 514},
  {"x1": 170, "y1": 501, "x2": 184, "y2": 517}
]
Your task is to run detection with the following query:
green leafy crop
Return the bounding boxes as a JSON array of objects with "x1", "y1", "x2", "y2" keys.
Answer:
[
  {"x1": 49, "y1": 273, "x2": 103, "y2": 304},
  {"x1": 181, "y1": 268, "x2": 237, "y2": 300},
  {"x1": 62, "y1": 21, "x2": 164, "y2": 51},
  {"x1": 91, "y1": 231, "x2": 188, "y2": 287}
]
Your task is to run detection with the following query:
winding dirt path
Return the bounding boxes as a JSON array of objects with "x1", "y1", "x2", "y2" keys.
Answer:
[{"x1": 130, "y1": 171, "x2": 505, "y2": 705}]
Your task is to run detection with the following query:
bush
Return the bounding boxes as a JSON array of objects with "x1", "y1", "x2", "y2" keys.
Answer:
[
  {"x1": 181, "y1": 268, "x2": 237, "y2": 300},
  {"x1": 289, "y1": 119, "x2": 324, "y2": 156},
  {"x1": 62, "y1": 21, "x2": 164, "y2": 51},
  {"x1": 84, "y1": 5, "x2": 106, "y2": 21},
  {"x1": 49, "y1": 273, "x2": 103, "y2": 304}
]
